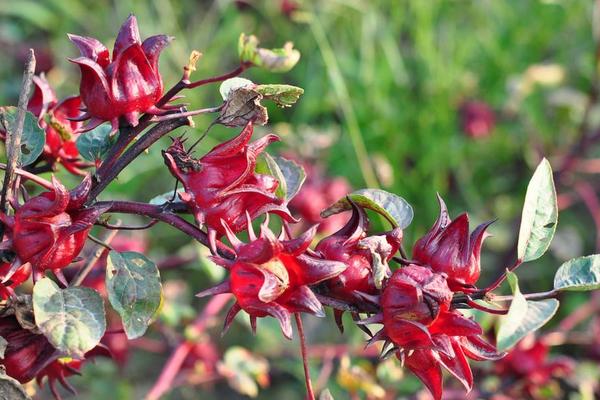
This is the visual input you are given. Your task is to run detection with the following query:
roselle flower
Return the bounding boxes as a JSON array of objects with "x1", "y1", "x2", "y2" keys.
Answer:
[
  {"x1": 0, "y1": 314, "x2": 58, "y2": 384},
  {"x1": 163, "y1": 122, "x2": 294, "y2": 247},
  {"x1": 0, "y1": 260, "x2": 31, "y2": 299},
  {"x1": 459, "y1": 100, "x2": 495, "y2": 139},
  {"x1": 495, "y1": 336, "x2": 574, "y2": 399},
  {"x1": 315, "y1": 202, "x2": 402, "y2": 304},
  {"x1": 197, "y1": 219, "x2": 346, "y2": 339},
  {"x1": 413, "y1": 196, "x2": 492, "y2": 291},
  {"x1": 68, "y1": 14, "x2": 171, "y2": 132},
  {"x1": 0, "y1": 75, "x2": 90, "y2": 175},
  {"x1": 0, "y1": 176, "x2": 107, "y2": 278},
  {"x1": 364, "y1": 265, "x2": 503, "y2": 400}
]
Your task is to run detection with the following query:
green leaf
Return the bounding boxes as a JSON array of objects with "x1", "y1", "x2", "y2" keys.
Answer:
[
  {"x1": 319, "y1": 389, "x2": 335, "y2": 400},
  {"x1": 219, "y1": 77, "x2": 254, "y2": 100},
  {"x1": 255, "y1": 84, "x2": 304, "y2": 108},
  {"x1": 255, "y1": 153, "x2": 286, "y2": 199},
  {"x1": 238, "y1": 33, "x2": 300, "y2": 73},
  {"x1": 106, "y1": 251, "x2": 162, "y2": 339},
  {"x1": 517, "y1": 158, "x2": 558, "y2": 262},
  {"x1": 273, "y1": 156, "x2": 305, "y2": 201},
  {"x1": 554, "y1": 255, "x2": 600, "y2": 291},
  {"x1": 0, "y1": 107, "x2": 45, "y2": 166},
  {"x1": 321, "y1": 189, "x2": 413, "y2": 229},
  {"x1": 76, "y1": 123, "x2": 115, "y2": 162},
  {"x1": 33, "y1": 278, "x2": 106, "y2": 358},
  {"x1": 496, "y1": 272, "x2": 559, "y2": 351}
]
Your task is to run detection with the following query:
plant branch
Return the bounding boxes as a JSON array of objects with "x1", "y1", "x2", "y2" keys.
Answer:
[
  {"x1": 72, "y1": 227, "x2": 119, "y2": 286},
  {"x1": 489, "y1": 289, "x2": 559, "y2": 302},
  {"x1": 0, "y1": 163, "x2": 54, "y2": 190},
  {"x1": 295, "y1": 313, "x2": 316, "y2": 400},
  {"x1": 0, "y1": 49, "x2": 36, "y2": 238}
]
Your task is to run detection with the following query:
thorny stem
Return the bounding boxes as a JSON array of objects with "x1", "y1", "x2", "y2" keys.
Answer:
[
  {"x1": 295, "y1": 313, "x2": 316, "y2": 400},
  {"x1": 95, "y1": 200, "x2": 235, "y2": 260},
  {"x1": 145, "y1": 294, "x2": 231, "y2": 400},
  {"x1": 89, "y1": 117, "x2": 190, "y2": 201},
  {"x1": 0, "y1": 49, "x2": 36, "y2": 240}
]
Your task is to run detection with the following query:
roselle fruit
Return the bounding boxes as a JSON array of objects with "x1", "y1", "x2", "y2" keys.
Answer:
[
  {"x1": 364, "y1": 265, "x2": 503, "y2": 400},
  {"x1": 68, "y1": 14, "x2": 171, "y2": 132},
  {"x1": 0, "y1": 176, "x2": 107, "y2": 278},
  {"x1": 412, "y1": 195, "x2": 492, "y2": 291},
  {"x1": 164, "y1": 122, "x2": 294, "y2": 248},
  {"x1": 197, "y1": 219, "x2": 346, "y2": 339}
]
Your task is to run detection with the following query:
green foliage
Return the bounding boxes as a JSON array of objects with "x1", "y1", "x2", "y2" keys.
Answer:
[
  {"x1": 76, "y1": 123, "x2": 115, "y2": 162},
  {"x1": 0, "y1": 107, "x2": 45, "y2": 166},
  {"x1": 554, "y1": 255, "x2": 600, "y2": 291}
]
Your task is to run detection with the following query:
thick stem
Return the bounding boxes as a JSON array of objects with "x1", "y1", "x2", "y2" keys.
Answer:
[
  {"x1": 96, "y1": 200, "x2": 235, "y2": 260},
  {"x1": 89, "y1": 117, "x2": 190, "y2": 201},
  {"x1": 295, "y1": 313, "x2": 316, "y2": 400},
  {"x1": 0, "y1": 49, "x2": 36, "y2": 238}
]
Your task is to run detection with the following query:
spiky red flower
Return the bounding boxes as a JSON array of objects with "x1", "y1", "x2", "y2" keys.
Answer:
[
  {"x1": 197, "y1": 218, "x2": 346, "y2": 339},
  {"x1": 163, "y1": 122, "x2": 294, "y2": 248},
  {"x1": 0, "y1": 176, "x2": 107, "y2": 280},
  {"x1": 68, "y1": 15, "x2": 171, "y2": 132},
  {"x1": 412, "y1": 196, "x2": 492, "y2": 292},
  {"x1": 459, "y1": 100, "x2": 495, "y2": 139},
  {"x1": 365, "y1": 265, "x2": 503, "y2": 400},
  {"x1": 315, "y1": 202, "x2": 402, "y2": 304},
  {"x1": 495, "y1": 336, "x2": 574, "y2": 399}
]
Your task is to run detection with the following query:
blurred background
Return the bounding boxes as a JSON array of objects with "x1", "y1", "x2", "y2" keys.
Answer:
[{"x1": 2, "y1": 0, "x2": 600, "y2": 398}]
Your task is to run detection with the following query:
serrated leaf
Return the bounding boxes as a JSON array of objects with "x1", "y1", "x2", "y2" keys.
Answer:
[
  {"x1": 106, "y1": 251, "x2": 162, "y2": 339},
  {"x1": 554, "y1": 255, "x2": 600, "y2": 291},
  {"x1": 220, "y1": 77, "x2": 254, "y2": 100},
  {"x1": 0, "y1": 106, "x2": 45, "y2": 166},
  {"x1": 76, "y1": 123, "x2": 115, "y2": 162},
  {"x1": 496, "y1": 272, "x2": 559, "y2": 351},
  {"x1": 255, "y1": 153, "x2": 286, "y2": 199},
  {"x1": 273, "y1": 156, "x2": 305, "y2": 201},
  {"x1": 33, "y1": 278, "x2": 106, "y2": 358},
  {"x1": 255, "y1": 85, "x2": 304, "y2": 108},
  {"x1": 517, "y1": 158, "x2": 558, "y2": 262},
  {"x1": 238, "y1": 33, "x2": 300, "y2": 73},
  {"x1": 148, "y1": 189, "x2": 185, "y2": 205},
  {"x1": 321, "y1": 189, "x2": 413, "y2": 229}
]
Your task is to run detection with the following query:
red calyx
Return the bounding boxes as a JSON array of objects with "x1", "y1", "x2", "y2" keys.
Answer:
[
  {"x1": 68, "y1": 14, "x2": 172, "y2": 132},
  {"x1": 412, "y1": 195, "x2": 492, "y2": 291},
  {"x1": 163, "y1": 122, "x2": 294, "y2": 248},
  {"x1": 197, "y1": 218, "x2": 346, "y2": 339},
  {"x1": 459, "y1": 100, "x2": 495, "y2": 139}
]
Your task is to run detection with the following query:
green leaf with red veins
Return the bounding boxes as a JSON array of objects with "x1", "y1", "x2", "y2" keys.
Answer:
[
  {"x1": 321, "y1": 188, "x2": 414, "y2": 229},
  {"x1": 33, "y1": 278, "x2": 106, "y2": 358},
  {"x1": 106, "y1": 251, "x2": 162, "y2": 339},
  {"x1": 76, "y1": 123, "x2": 116, "y2": 162},
  {"x1": 517, "y1": 158, "x2": 558, "y2": 262},
  {"x1": 496, "y1": 272, "x2": 559, "y2": 351},
  {"x1": 0, "y1": 107, "x2": 45, "y2": 166},
  {"x1": 553, "y1": 254, "x2": 600, "y2": 291}
]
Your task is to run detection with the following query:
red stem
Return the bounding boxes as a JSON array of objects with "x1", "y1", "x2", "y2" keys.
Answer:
[
  {"x1": 295, "y1": 313, "x2": 316, "y2": 400},
  {"x1": 482, "y1": 258, "x2": 522, "y2": 293},
  {"x1": 185, "y1": 63, "x2": 251, "y2": 89}
]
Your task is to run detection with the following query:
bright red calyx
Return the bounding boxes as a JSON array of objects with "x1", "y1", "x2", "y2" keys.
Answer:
[
  {"x1": 412, "y1": 195, "x2": 492, "y2": 291},
  {"x1": 0, "y1": 176, "x2": 107, "y2": 279},
  {"x1": 316, "y1": 202, "x2": 402, "y2": 304},
  {"x1": 365, "y1": 265, "x2": 503, "y2": 400},
  {"x1": 197, "y1": 218, "x2": 346, "y2": 339},
  {"x1": 68, "y1": 14, "x2": 171, "y2": 132},
  {"x1": 163, "y1": 122, "x2": 294, "y2": 247}
]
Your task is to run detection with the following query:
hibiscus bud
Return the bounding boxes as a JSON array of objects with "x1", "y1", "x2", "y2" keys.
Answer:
[
  {"x1": 412, "y1": 195, "x2": 492, "y2": 291},
  {"x1": 0, "y1": 176, "x2": 108, "y2": 278},
  {"x1": 68, "y1": 14, "x2": 172, "y2": 132},
  {"x1": 163, "y1": 122, "x2": 294, "y2": 247},
  {"x1": 197, "y1": 219, "x2": 346, "y2": 339},
  {"x1": 459, "y1": 100, "x2": 495, "y2": 139},
  {"x1": 315, "y1": 202, "x2": 402, "y2": 303}
]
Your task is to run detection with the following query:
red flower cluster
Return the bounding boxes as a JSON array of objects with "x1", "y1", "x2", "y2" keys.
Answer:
[
  {"x1": 164, "y1": 122, "x2": 294, "y2": 249},
  {"x1": 0, "y1": 176, "x2": 107, "y2": 281},
  {"x1": 197, "y1": 218, "x2": 346, "y2": 339},
  {"x1": 459, "y1": 100, "x2": 496, "y2": 139},
  {"x1": 69, "y1": 14, "x2": 171, "y2": 132},
  {"x1": 495, "y1": 336, "x2": 574, "y2": 399},
  {"x1": 413, "y1": 195, "x2": 492, "y2": 292}
]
